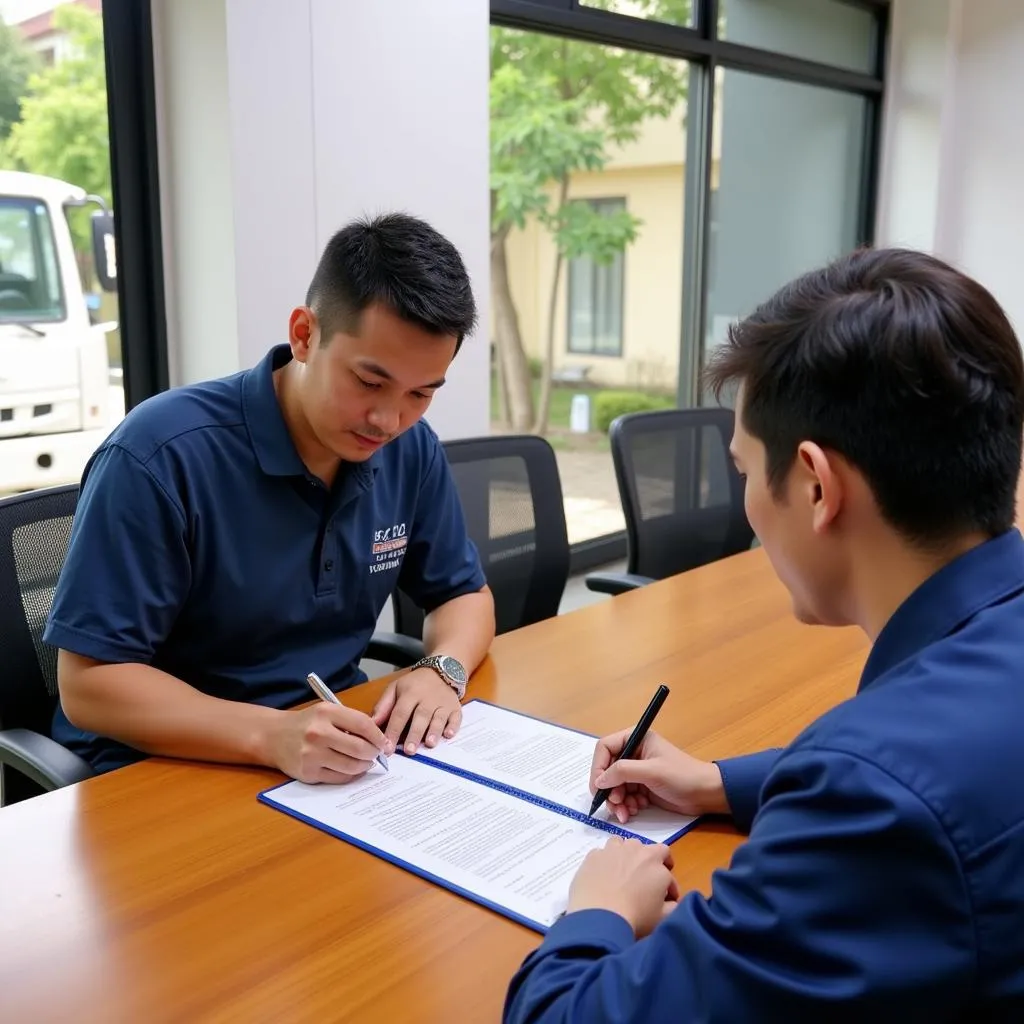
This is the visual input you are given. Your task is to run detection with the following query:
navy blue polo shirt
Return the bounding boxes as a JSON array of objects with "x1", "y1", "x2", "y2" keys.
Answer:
[{"x1": 44, "y1": 344, "x2": 485, "y2": 773}]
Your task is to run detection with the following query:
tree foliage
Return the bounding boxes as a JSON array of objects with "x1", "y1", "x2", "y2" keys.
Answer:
[
  {"x1": 489, "y1": 3, "x2": 690, "y2": 432},
  {"x1": 0, "y1": 16, "x2": 37, "y2": 140},
  {"x1": 6, "y1": 5, "x2": 110, "y2": 211}
]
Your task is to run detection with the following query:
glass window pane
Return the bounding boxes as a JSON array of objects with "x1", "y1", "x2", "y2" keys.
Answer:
[
  {"x1": 490, "y1": 26, "x2": 689, "y2": 545},
  {"x1": 579, "y1": 0, "x2": 695, "y2": 30},
  {"x1": 568, "y1": 198, "x2": 626, "y2": 357},
  {"x1": 1, "y1": 4, "x2": 124, "y2": 498},
  {"x1": 0, "y1": 200, "x2": 64, "y2": 321},
  {"x1": 720, "y1": 0, "x2": 876, "y2": 74},
  {"x1": 704, "y1": 69, "x2": 866, "y2": 389},
  {"x1": 568, "y1": 254, "x2": 596, "y2": 353},
  {"x1": 594, "y1": 251, "x2": 624, "y2": 355}
]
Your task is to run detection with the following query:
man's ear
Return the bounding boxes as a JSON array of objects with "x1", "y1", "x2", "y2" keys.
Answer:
[
  {"x1": 288, "y1": 306, "x2": 319, "y2": 362},
  {"x1": 796, "y1": 441, "x2": 842, "y2": 534}
]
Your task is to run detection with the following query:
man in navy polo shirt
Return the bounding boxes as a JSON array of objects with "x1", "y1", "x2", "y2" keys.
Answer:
[
  {"x1": 504, "y1": 249, "x2": 1024, "y2": 1021},
  {"x1": 45, "y1": 213, "x2": 496, "y2": 781}
]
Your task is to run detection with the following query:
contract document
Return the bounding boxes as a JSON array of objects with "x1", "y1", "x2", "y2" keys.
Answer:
[{"x1": 259, "y1": 700, "x2": 697, "y2": 931}]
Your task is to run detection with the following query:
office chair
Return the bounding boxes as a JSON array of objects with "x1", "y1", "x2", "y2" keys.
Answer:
[
  {"x1": 586, "y1": 407, "x2": 754, "y2": 596},
  {"x1": 0, "y1": 485, "x2": 95, "y2": 805},
  {"x1": 383, "y1": 434, "x2": 571, "y2": 649}
]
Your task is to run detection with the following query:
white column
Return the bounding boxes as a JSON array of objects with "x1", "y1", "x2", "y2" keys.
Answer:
[
  {"x1": 152, "y1": 0, "x2": 491, "y2": 439},
  {"x1": 878, "y1": 0, "x2": 1024, "y2": 332},
  {"x1": 152, "y1": 0, "x2": 241, "y2": 384}
]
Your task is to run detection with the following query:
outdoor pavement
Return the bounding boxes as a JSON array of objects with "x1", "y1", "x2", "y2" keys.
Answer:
[{"x1": 553, "y1": 448, "x2": 625, "y2": 545}]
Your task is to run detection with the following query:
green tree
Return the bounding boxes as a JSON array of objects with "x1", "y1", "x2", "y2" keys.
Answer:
[
  {"x1": 0, "y1": 17, "x2": 38, "y2": 141},
  {"x1": 7, "y1": 5, "x2": 110, "y2": 229},
  {"x1": 490, "y1": 2, "x2": 690, "y2": 433}
]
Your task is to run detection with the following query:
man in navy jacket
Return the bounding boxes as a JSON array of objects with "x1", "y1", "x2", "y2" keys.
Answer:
[{"x1": 504, "y1": 248, "x2": 1024, "y2": 1022}]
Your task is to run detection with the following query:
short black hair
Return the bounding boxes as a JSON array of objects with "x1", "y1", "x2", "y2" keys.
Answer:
[
  {"x1": 705, "y1": 247, "x2": 1024, "y2": 545},
  {"x1": 305, "y1": 212, "x2": 477, "y2": 352}
]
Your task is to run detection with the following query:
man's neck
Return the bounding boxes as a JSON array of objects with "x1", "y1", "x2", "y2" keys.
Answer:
[
  {"x1": 272, "y1": 362, "x2": 342, "y2": 488},
  {"x1": 852, "y1": 527, "x2": 992, "y2": 641}
]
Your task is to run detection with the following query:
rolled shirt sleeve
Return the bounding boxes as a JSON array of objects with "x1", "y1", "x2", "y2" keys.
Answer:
[
  {"x1": 396, "y1": 432, "x2": 486, "y2": 613},
  {"x1": 43, "y1": 443, "x2": 191, "y2": 663}
]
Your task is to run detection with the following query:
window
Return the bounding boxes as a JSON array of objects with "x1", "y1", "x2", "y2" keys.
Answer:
[
  {"x1": 719, "y1": 0, "x2": 877, "y2": 74},
  {"x1": 580, "y1": 0, "x2": 695, "y2": 29},
  {"x1": 567, "y1": 198, "x2": 626, "y2": 357},
  {"x1": 704, "y1": 70, "x2": 867, "y2": 384},
  {"x1": 0, "y1": 199, "x2": 65, "y2": 322},
  {"x1": 490, "y1": 0, "x2": 889, "y2": 562},
  {"x1": 489, "y1": 26, "x2": 691, "y2": 546},
  {"x1": 0, "y1": 1, "x2": 159, "y2": 498}
]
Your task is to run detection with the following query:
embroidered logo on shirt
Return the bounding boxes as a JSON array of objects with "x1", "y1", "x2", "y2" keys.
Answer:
[{"x1": 370, "y1": 522, "x2": 408, "y2": 574}]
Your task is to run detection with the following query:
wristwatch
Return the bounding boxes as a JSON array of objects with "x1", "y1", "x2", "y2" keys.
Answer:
[{"x1": 412, "y1": 654, "x2": 469, "y2": 701}]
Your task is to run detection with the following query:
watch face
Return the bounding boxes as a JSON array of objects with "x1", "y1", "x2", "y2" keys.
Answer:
[{"x1": 439, "y1": 656, "x2": 467, "y2": 685}]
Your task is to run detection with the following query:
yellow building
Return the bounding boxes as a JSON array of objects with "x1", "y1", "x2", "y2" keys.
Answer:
[{"x1": 501, "y1": 106, "x2": 702, "y2": 392}]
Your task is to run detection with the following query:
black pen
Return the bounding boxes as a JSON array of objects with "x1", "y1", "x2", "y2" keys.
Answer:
[{"x1": 589, "y1": 684, "x2": 670, "y2": 818}]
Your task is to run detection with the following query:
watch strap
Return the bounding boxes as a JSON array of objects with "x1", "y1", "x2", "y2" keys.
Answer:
[{"x1": 413, "y1": 654, "x2": 467, "y2": 700}]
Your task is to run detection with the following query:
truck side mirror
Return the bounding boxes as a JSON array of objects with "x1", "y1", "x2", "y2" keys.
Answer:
[{"x1": 91, "y1": 211, "x2": 117, "y2": 292}]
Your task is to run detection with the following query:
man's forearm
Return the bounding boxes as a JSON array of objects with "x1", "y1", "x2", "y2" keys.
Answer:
[
  {"x1": 422, "y1": 586, "x2": 495, "y2": 674},
  {"x1": 57, "y1": 651, "x2": 280, "y2": 767}
]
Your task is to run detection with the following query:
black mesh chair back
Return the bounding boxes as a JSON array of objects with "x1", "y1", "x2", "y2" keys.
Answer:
[
  {"x1": 0, "y1": 485, "x2": 78, "y2": 809},
  {"x1": 393, "y1": 435, "x2": 570, "y2": 639},
  {"x1": 610, "y1": 408, "x2": 753, "y2": 579},
  {"x1": 0, "y1": 485, "x2": 77, "y2": 739}
]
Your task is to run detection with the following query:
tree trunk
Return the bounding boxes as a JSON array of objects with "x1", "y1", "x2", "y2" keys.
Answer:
[
  {"x1": 533, "y1": 174, "x2": 571, "y2": 435},
  {"x1": 492, "y1": 323, "x2": 509, "y2": 428},
  {"x1": 491, "y1": 226, "x2": 535, "y2": 431}
]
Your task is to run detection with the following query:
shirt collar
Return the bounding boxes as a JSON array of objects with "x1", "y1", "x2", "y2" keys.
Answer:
[
  {"x1": 241, "y1": 343, "x2": 383, "y2": 486},
  {"x1": 860, "y1": 528, "x2": 1024, "y2": 691},
  {"x1": 241, "y1": 345, "x2": 308, "y2": 477}
]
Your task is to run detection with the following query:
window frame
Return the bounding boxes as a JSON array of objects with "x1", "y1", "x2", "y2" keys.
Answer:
[
  {"x1": 102, "y1": 0, "x2": 169, "y2": 409},
  {"x1": 490, "y1": 0, "x2": 890, "y2": 569}
]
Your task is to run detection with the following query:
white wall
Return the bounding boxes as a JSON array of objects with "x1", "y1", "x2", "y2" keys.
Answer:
[
  {"x1": 152, "y1": 0, "x2": 491, "y2": 440},
  {"x1": 878, "y1": 0, "x2": 1024, "y2": 333},
  {"x1": 151, "y1": 0, "x2": 241, "y2": 384},
  {"x1": 875, "y1": 0, "x2": 952, "y2": 254},
  {"x1": 933, "y1": 0, "x2": 1024, "y2": 334}
]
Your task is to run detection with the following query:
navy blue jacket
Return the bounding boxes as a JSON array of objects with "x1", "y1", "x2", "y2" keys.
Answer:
[{"x1": 505, "y1": 529, "x2": 1024, "y2": 1022}]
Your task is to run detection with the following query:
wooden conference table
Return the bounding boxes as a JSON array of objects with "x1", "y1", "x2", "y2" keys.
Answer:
[{"x1": 0, "y1": 547, "x2": 871, "y2": 1023}]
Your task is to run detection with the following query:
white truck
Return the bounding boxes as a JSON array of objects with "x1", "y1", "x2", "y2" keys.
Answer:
[{"x1": 0, "y1": 170, "x2": 119, "y2": 493}]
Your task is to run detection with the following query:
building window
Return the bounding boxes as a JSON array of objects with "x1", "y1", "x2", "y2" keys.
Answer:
[{"x1": 567, "y1": 198, "x2": 626, "y2": 357}]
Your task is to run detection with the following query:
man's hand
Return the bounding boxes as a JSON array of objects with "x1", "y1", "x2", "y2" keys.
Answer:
[
  {"x1": 262, "y1": 702, "x2": 391, "y2": 784},
  {"x1": 372, "y1": 667, "x2": 461, "y2": 755},
  {"x1": 567, "y1": 838, "x2": 680, "y2": 938},
  {"x1": 590, "y1": 730, "x2": 730, "y2": 823}
]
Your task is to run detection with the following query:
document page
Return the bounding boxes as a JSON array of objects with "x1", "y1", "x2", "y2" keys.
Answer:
[
  {"x1": 416, "y1": 701, "x2": 696, "y2": 844},
  {"x1": 262, "y1": 753, "x2": 614, "y2": 930}
]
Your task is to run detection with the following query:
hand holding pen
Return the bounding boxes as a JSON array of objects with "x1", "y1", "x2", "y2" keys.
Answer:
[
  {"x1": 589, "y1": 685, "x2": 670, "y2": 818},
  {"x1": 588, "y1": 685, "x2": 731, "y2": 824},
  {"x1": 260, "y1": 671, "x2": 393, "y2": 785},
  {"x1": 306, "y1": 672, "x2": 390, "y2": 773}
]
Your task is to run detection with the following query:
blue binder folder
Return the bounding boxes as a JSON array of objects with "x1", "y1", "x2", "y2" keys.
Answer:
[{"x1": 259, "y1": 700, "x2": 698, "y2": 933}]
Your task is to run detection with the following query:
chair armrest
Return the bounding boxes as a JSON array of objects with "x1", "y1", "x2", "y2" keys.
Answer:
[
  {"x1": 584, "y1": 571, "x2": 657, "y2": 596},
  {"x1": 365, "y1": 631, "x2": 426, "y2": 668},
  {"x1": 0, "y1": 728, "x2": 96, "y2": 791}
]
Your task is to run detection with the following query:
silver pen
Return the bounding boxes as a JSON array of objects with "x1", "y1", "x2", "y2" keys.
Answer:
[{"x1": 305, "y1": 671, "x2": 389, "y2": 773}]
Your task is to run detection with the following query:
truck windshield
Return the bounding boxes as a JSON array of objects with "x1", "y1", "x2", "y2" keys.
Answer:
[{"x1": 0, "y1": 197, "x2": 65, "y2": 323}]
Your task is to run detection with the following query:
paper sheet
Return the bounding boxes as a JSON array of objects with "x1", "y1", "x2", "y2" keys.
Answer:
[
  {"x1": 263, "y1": 753, "x2": 614, "y2": 929},
  {"x1": 417, "y1": 701, "x2": 695, "y2": 843}
]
